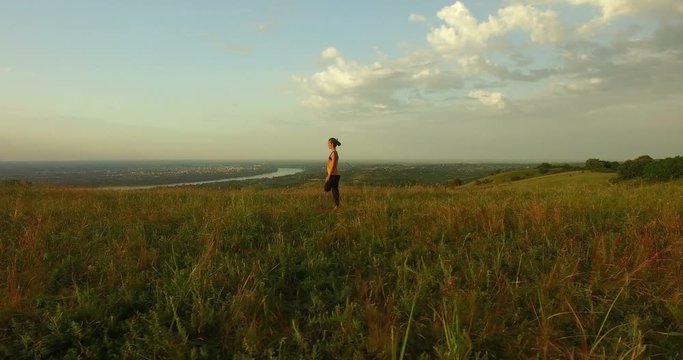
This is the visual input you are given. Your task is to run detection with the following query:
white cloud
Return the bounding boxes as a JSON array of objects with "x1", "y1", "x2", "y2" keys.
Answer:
[
  {"x1": 553, "y1": 77, "x2": 603, "y2": 93},
  {"x1": 294, "y1": 2, "x2": 567, "y2": 114},
  {"x1": 566, "y1": 0, "x2": 683, "y2": 33},
  {"x1": 612, "y1": 47, "x2": 679, "y2": 65},
  {"x1": 293, "y1": 52, "x2": 399, "y2": 110},
  {"x1": 498, "y1": 5, "x2": 563, "y2": 43},
  {"x1": 468, "y1": 90, "x2": 507, "y2": 109},
  {"x1": 569, "y1": 0, "x2": 683, "y2": 19},
  {"x1": 309, "y1": 57, "x2": 390, "y2": 95},
  {"x1": 321, "y1": 46, "x2": 342, "y2": 60},
  {"x1": 411, "y1": 67, "x2": 440, "y2": 80},
  {"x1": 300, "y1": 95, "x2": 329, "y2": 109},
  {"x1": 427, "y1": 2, "x2": 562, "y2": 55},
  {"x1": 294, "y1": 0, "x2": 683, "y2": 120}
]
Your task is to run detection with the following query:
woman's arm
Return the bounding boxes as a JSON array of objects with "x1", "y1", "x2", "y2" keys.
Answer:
[{"x1": 330, "y1": 151, "x2": 338, "y2": 174}]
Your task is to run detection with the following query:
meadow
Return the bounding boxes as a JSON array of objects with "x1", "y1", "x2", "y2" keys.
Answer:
[{"x1": 1, "y1": 172, "x2": 682, "y2": 358}]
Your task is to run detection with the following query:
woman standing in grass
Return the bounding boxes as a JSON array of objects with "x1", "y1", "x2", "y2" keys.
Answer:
[{"x1": 325, "y1": 137, "x2": 341, "y2": 208}]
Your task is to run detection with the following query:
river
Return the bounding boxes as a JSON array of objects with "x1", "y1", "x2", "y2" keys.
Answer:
[{"x1": 104, "y1": 167, "x2": 304, "y2": 190}]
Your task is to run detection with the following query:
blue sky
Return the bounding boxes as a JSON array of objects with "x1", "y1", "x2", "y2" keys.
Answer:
[{"x1": 2, "y1": 0, "x2": 682, "y2": 161}]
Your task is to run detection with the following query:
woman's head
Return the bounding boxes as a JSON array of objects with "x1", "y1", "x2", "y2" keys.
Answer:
[{"x1": 328, "y1": 137, "x2": 341, "y2": 149}]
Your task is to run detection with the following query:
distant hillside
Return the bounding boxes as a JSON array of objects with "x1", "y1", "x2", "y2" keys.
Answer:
[
  {"x1": 501, "y1": 171, "x2": 616, "y2": 188},
  {"x1": 467, "y1": 167, "x2": 541, "y2": 185},
  {"x1": 465, "y1": 165, "x2": 586, "y2": 186}
]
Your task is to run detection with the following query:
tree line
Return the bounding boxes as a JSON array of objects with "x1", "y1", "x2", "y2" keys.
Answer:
[{"x1": 585, "y1": 155, "x2": 683, "y2": 181}]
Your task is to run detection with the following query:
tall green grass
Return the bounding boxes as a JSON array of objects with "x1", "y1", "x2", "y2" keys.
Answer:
[{"x1": 1, "y1": 178, "x2": 682, "y2": 358}]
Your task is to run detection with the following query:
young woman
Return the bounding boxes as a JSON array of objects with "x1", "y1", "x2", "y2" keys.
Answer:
[{"x1": 324, "y1": 137, "x2": 341, "y2": 208}]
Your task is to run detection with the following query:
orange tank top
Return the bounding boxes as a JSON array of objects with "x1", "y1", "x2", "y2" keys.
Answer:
[{"x1": 327, "y1": 151, "x2": 340, "y2": 175}]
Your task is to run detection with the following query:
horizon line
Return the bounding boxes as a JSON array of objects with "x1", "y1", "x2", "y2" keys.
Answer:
[{"x1": 0, "y1": 157, "x2": 612, "y2": 164}]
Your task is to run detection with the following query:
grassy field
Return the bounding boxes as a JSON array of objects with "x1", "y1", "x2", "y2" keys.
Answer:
[{"x1": 1, "y1": 173, "x2": 682, "y2": 358}]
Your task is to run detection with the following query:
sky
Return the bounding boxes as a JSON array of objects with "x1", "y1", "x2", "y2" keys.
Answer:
[{"x1": 1, "y1": 0, "x2": 682, "y2": 162}]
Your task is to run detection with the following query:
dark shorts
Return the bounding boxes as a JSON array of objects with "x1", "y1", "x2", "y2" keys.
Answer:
[{"x1": 324, "y1": 175, "x2": 340, "y2": 192}]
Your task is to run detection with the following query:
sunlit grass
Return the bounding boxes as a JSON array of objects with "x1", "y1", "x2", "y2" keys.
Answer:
[{"x1": 1, "y1": 175, "x2": 682, "y2": 358}]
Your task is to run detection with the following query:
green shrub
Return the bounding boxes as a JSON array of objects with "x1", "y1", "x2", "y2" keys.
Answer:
[
  {"x1": 618, "y1": 155, "x2": 653, "y2": 179},
  {"x1": 643, "y1": 156, "x2": 683, "y2": 181}
]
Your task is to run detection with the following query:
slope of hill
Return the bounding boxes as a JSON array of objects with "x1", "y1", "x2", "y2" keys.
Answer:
[
  {"x1": 467, "y1": 169, "x2": 616, "y2": 188},
  {"x1": 502, "y1": 170, "x2": 616, "y2": 188},
  {"x1": 469, "y1": 167, "x2": 543, "y2": 184}
]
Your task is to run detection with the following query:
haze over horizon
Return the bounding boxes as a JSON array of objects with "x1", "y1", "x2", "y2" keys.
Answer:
[{"x1": 2, "y1": 1, "x2": 682, "y2": 162}]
